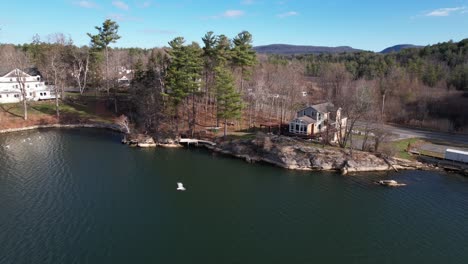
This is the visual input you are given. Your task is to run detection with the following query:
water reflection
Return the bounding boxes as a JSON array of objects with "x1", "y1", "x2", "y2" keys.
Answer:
[{"x1": 0, "y1": 129, "x2": 467, "y2": 264}]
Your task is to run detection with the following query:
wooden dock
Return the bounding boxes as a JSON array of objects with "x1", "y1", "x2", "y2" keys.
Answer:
[{"x1": 179, "y1": 138, "x2": 216, "y2": 146}]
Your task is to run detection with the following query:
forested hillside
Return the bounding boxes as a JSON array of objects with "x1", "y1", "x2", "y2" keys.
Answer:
[
  {"x1": 253, "y1": 44, "x2": 362, "y2": 55},
  {"x1": 0, "y1": 21, "x2": 467, "y2": 137},
  {"x1": 299, "y1": 38, "x2": 468, "y2": 131}
]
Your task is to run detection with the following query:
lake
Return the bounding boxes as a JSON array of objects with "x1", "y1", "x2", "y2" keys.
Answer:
[{"x1": 0, "y1": 128, "x2": 467, "y2": 264}]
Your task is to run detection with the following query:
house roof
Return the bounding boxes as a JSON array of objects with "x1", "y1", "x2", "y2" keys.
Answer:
[
  {"x1": 0, "y1": 68, "x2": 36, "y2": 78},
  {"x1": 294, "y1": 116, "x2": 316, "y2": 124},
  {"x1": 310, "y1": 102, "x2": 334, "y2": 113},
  {"x1": 298, "y1": 102, "x2": 335, "y2": 114}
]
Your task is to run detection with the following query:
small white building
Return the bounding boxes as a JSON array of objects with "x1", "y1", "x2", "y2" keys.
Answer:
[
  {"x1": 117, "y1": 75, "x2": 130, "y2": 86},
  {"x1": 289, "y1": 102, "x2": 347, "y2": 138},
  {"x1": 0, "y1": 69, "x2": 57, "y2": 104},
  {"x1": 445, "y1": 149, "x2": 468, "y2": 164}
]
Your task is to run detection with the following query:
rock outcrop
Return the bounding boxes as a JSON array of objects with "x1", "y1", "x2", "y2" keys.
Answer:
[{"x1": 205, "y1": 135, "x2": 425, "y2": 173}]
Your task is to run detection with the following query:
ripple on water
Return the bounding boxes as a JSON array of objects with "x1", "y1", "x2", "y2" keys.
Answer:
[{"x1": 0, "y1": 129, "x2": 468, "y2": 264}]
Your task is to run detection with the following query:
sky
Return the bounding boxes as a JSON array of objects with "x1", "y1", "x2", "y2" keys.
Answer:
[{"x1": 0, "y1": 0, "x2": 467, "y2": 51}]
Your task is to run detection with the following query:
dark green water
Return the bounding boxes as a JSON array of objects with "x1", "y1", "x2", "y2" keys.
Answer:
[{"x1": 0, "y1": 129, "x2": 467, "y2": 264}]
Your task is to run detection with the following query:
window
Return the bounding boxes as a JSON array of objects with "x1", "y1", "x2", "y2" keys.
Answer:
[
  {"x1": 0, "y1": 95, "x2": 2, "y2": 98},
  {"x1": 295, "y1": 124, "x2": 300, "y2": 131},
  {"x1": 27, "y1": 85, "x2": 30, "y2": 88},
  {"x1": 29, "y1": 93, "x2": 32, "y2": 96},
  {"x1": 318, "y1": 124, "x2": 322, "y2": 130}
]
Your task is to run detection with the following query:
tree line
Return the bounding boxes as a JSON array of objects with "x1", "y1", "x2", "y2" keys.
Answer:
[
  {"x1": 1, "y1": 20, "x2": 466, "y2": 141},
  {"x1": 298, "y1": 38, "x2": 468, "y2": 132}
]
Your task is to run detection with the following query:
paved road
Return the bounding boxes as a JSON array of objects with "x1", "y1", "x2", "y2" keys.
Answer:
[{"x1": 356, "y1": 122, "x2": 468, "y2": 146}]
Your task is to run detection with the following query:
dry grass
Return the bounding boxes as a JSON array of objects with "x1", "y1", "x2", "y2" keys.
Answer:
[{"x1": 0, "y1": 100, "x2": 116, "y2": 130}]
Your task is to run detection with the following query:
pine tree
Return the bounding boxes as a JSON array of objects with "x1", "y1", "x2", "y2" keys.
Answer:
[
  {"x1": 87, "y1": 19, "x2": 121, "y2": 96},
  {"x1": 165, "y1": 37, "x2": 203, "y2": 136},
  {"x1": 215, "y1": 65, "x2": 243, "y2": 137},
  {"x1": 231, "y1": 31, "x2": 257, "y2": 93}
]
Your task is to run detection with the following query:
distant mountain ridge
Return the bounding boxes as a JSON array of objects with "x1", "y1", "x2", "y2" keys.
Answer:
[
  {"x1": 253, "y1": 44, "x2": 363, "y2": 55},
  {"x1": 253, "y1": 43, "x2": 424, "y2": 55},
  {"x1": 380, "y1": 44, "x2": 423, "y2": 54}
]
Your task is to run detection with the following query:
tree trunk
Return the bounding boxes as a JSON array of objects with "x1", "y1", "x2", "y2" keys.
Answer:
[
  {"x1": 381, "y1": 92, "x2": 386, "y2": 119},
  {"x1": 19, "y1": 79, "x2": 28, "y2": 121},
  {"x1": 191, "y1": 93, "x2": 196, "y2": 138},
  {"x1": 55, "y1": 86, "x2": 60, "y2": 121},
  {"x1": 105, "y1": 46, "x2": 110, "y2": 96},
  {"x1": 224, "y1": 118, "x2": 227, "y2": 138},
  {"x1": 23, "y1": 97, "x2": 28, "y2": 121},
  {"x1": 54, "y1": 71, "x2": 60, "y2": 120}
]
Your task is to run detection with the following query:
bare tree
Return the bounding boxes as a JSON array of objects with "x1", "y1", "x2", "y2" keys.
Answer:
[
  {"x1": 37, "y1": 33, "x2": 70, "y2": 120},
  {"x1": 3, "y1": 48, "x2": 31, "y2": 120},
  {"x1": 117, "y1": 114, "x2": 131, "y2": 134},
  {"x1": 337, "y1": 80, "x2": 376, "y2": 152},
  {"x1": 70, "y1": 46, "x2": 90, "y2": 95},
  {"x1": 320, "y1": 63, "x2": 351, "y2": 102}
]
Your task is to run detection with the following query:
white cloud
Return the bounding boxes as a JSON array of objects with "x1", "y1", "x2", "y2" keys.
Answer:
[
  {"x1": 74, "y1": 1, "x2": 98, "y2": 8},
  {"x1": 277, "y1": 11, "x2": 298, "y2": 18},
  {"x1": 425, "y1": 7, "x2": 465, "y2": 17},
  {"x1": 112, "y1": 1, "x2": 129, "y2": 11},
  {"x1": 142, "y1": 1, "x2": 151, "y2": 8},
  {"x1": 223, "y1": 10, "x2": 245, "y2": 18},
  {"x1": 108, "y1": 13, "x2": 141, "y2": 22},
  {"x1": 204, "y1": 10, "x2": 245, "y2": 20}
]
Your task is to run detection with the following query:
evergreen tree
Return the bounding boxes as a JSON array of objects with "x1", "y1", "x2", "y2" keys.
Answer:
[
  {"x1": 87, "y1": 19, "x2": 121, "y2": 95},
  {"x1": 231, "y1": 31, "x2": 257, "y2": 93},
  {"x1": 165, "y1": 37, "x2": 203, "y2": 136},
  {"x1": 215, "y1": 65, "x2": 243, "y2": 137}
]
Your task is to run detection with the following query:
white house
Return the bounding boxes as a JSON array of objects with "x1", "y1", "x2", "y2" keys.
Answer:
[
  {"x1": 289, "y1": 102, "x2": 347, "y2": 137},
  {"x1": 0, "y1": 69, "x2": 57, "y2": 104}
]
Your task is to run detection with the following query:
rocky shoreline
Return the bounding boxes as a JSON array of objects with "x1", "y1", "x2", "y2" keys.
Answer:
[
  {"x1": 201, "y1": 135, "x2": 430, "y2": 174},
  {"x1": 0, "y1": 123, "x2": 126, "y2": 134},
  {"x1": 1, "y1": 125, "x2": 461, "y2": 174}
]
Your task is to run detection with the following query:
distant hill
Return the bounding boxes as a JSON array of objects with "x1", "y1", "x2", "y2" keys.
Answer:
[
  {"x1": 253, "y1": 44, "x2": 363, "y2": 55},
  {"x1": 380, "y1": 44, "x2": 423, "y2": 54}
]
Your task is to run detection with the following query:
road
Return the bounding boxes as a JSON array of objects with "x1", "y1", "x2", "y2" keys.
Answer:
[{"x1": 355, "y1": 122, "x2": 468, "y2": 146}]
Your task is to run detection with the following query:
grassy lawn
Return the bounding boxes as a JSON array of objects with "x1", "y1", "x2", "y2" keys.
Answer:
[
  {"x1": 31, "y1": 101, "x2": 113, "y2": 123},
  {"x1": 0, "y1": 99, "x2": 115, "y2": 129},
  {"x1": 224, "y1": 132, "x2": 256, "y2": 140},
  {"x1": 420, "y1": 149, "x2": 445, "y2": 159},
  {"x1": 389, "y1": 138, "x2": 421, "y2": 160}
]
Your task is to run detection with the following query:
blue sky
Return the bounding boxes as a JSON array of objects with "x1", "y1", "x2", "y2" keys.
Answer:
[{"x1": 0, "y1": 0, "x2": 467, "y2": 51}]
